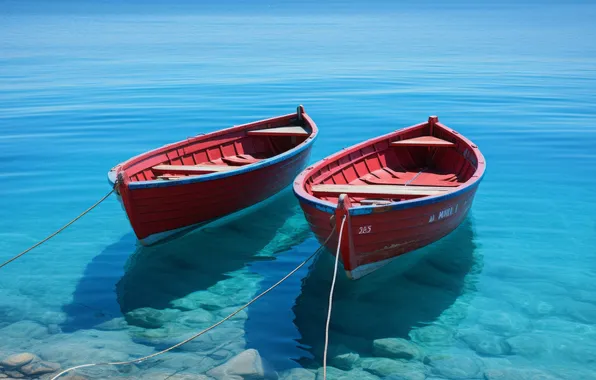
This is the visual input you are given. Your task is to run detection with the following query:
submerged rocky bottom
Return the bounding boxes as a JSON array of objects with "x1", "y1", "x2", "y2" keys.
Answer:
[
  {"x1": 1, "y1": 199, "x2": 595, "y2": 380},
  {"x1": 1, "y1": 312, "x2": 592, "y2": 380}
]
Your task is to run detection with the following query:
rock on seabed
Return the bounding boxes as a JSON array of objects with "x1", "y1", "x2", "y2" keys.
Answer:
[
  {"x1": 360, "y1": 357, "x2": 425, "y2": 380},
  {"x1": 0, "y1": 321, "x2": 48, "y2": 340},
  {"x1": 19, "y1": 360, "x2": 60, "y2": 376},
  {"x1": 478, "y1": 311, "x2": 529, "y2": 336},
  {"x1": 0, "y1": 353, "x2": 37, "y2": 368},
  {"x1": 0, "y1": 352, "x2": 63, "y2": 379},
  {"x1": 315, "y1": 366, "x2": 380, "y2": 380},
  {"x1": 206, "y1": 349, "x2": 277, "y2": 379},
  {"x1": 410, "y1": 325, "x2": 455, "y2": 347},
  {"x1": 484, "y1": 368, "x2": 560, "y2": 380},
  {"x1": 373, "y1": 338, "x2": 422, "y2": 360},
  {"x1": 427, "y1": 354, "x2": 483, "y2": 379},
  {"x1": 458, "y1": 329, "x2": 511, "y2": 356},
  {"x1": 279, "y1": 368, "x2": 316, "y2": 380},
  {"x1": 124, "y1": 307, "x2": 180, "y2": 329},
  {"x1": 137, "y1": 373, "x2": 210, "y2": 380}
]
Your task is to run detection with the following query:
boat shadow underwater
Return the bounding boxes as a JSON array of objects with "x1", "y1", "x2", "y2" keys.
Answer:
[
  {"x1": 60, "y1": 189, "x2": 482, "y2": 373},
  {"x1": 290, "y1": 217, "x2": 482, "y2": 367},
  {"x1": 61, "y1": 188, "x2": 311, "y2": 332}
]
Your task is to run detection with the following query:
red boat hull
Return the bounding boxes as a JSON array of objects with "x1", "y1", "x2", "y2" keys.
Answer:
[
  {"x1": 299, "y1": 186, "x2": 478, "y2": 279},
  {"x1": 110, "y1": 107, "x2": 318, "y2": 245},
  {"x1": 293, "y1": 116, "x2": 485, "y2": 279},
  {"x1": 120, "y1": 149, "x2": 311, "y2": 245}
]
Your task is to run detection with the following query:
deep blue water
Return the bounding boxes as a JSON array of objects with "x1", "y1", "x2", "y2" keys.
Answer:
[{"x1": 1, "y1": 2, "x2": 596, "y2": 379}]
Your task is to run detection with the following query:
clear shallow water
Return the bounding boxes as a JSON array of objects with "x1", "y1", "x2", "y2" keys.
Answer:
[{"x1": 1, "y1": 2, "x2": 596, "y2": 379}]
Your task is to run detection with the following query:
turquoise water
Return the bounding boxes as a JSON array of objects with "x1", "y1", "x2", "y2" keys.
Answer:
[{"x1": 1, "y1": 2, "x2": 596, "y2": 379}]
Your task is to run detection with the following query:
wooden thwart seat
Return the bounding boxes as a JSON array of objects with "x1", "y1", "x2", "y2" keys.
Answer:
[
  {"x1": 311, "y1": 184, "x2": 452, "y2": 198},
  {"x1": 221, "y1": 154, "x2": 263, "y2": 166},
  {"x1": 361, "y1": 172, "x2": 461, "y2": 187},
  {"x1": 247, "y1": 126, "x2": 309, "y2": 137},
  {"x1": 391, "y1": 136, "x2": 455, "y2": 148},
  {"x1": 153, "y1": 164, "x2": 233, "y2": 175},
  {"x1": 360, "y1": 199, "x2": 393, "y2": 205},
  {"x1": 156, "y1": 175, "x2": 185, "y2": 180}
]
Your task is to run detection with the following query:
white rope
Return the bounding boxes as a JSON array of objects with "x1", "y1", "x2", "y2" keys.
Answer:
[
  {"x1": 51, "y1": 225, "x2": 337, "y2": 380},
  {"x1": 0, "y1": 188, "x2": 115, "y2": 269},
  {"x1": 322, "y1": 215, "x2": 346, "y2": 380}
]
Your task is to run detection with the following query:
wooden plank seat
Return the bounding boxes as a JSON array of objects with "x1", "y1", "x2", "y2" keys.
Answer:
[
  {"x1": 360, "y1": 199, "x2": 393, "y2": 205},
  {"x1": 390, "y1": 136, "x2": 455, "y2": 148},
  {"x1": 247, "y1": 126, "x2": 309, "y2": 137},
  {"x1": 152, "y1": 164, "x2": 234, "y2": 175},
  {"x1": 156, "y1": 174, "x2": 186, "y2": 180},
  {"x1": 221, "y1": 154, "x2": 264, "y2": 166},
  {"x1": 361, "y1": 172, "x2": 461, "y2": 187},
  {"x1": 311, "y1": 184, "x2": 452, "y2": 199}
]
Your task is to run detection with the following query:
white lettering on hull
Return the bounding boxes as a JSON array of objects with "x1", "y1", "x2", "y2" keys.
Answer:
[
  {"x1": 428, "y1": 203, "x2": 460, "y2": 223},
  {"x1": 358, "y1": 225, "x2": 372, "y2": 234}
]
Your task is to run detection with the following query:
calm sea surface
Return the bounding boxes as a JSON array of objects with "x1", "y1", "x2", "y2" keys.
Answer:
[{"x1": 1, "y1": 2, "x2": 596, "y2": 379}]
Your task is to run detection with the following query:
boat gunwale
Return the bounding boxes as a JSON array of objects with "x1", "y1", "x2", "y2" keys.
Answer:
[
  {"x1": 108, "y1": 111, "x2": 319, "y2": 189},
  {"x1": 293, "y1": 118, "x2": 486, "y2": 216}
]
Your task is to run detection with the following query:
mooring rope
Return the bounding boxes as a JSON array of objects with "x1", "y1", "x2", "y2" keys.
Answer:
[
  {"x1": 322, "y1": 215, "x2": 346, "y2": 380},
  {"x1": 51, "y1": 225, "x2": 337, "y2": 380},
  {"x1": 0, "y1": 188, "x2": 116, "y2": 270}
]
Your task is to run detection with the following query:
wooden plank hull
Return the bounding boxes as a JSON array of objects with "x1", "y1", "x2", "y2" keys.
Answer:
[
  {"x1": 109, "y1": 106, "x2": 318, "y2": 245},
  {"x1": 293, "y1": 116, "x2": 485, "y2": 280},
  {"x1": 297, "y1": 186, "x2": 478, "y2": 279},
  {"x1": 121, "y1": 148, "x2": 312, "y2": 245}
]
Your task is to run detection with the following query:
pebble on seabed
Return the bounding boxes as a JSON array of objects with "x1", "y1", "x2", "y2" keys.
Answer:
[
  {"x1": 206, "y1": 348, "x2": 277, "y2": 380},
  {"x1": 279, "y1": 367, "x2": 316, "y2": 380},
  {"x1": 484, "y1": 367, "x2": 560, "y2": 380},
  {"x1": 0, "y1": 352, "x2": 63, "y2": 379},
  {"x1": 359, "y1": 357, "x2": 425, "y2": 380},
  {"x1": 457, "y1": 329, "x2": 512, "y2": 356},
  {"x1": 0, "y1": 353, "x2": 36, "y2": 369},
  {"x1": 426, "y1": 354, "x2": 482, "y2": 379},
  {"x1": 329, "y1": 351, "x2": 360, "y2": 371},
  {"x1": 317, "y1": 366, "x2": 392, "y2": 380},
  {"x1": 409, "y1": 324, "x2": 455, "y2": 347},
  {"x1": 372, "y1": 337, "x2": 423, "y2": 360}
]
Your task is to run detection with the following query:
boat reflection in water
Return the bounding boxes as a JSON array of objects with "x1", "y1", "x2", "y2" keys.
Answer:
[
  {"x1": 116, "y1": 188, "x2": 310, "y2": 315},
  {"x1": 61, "y1": 188, "x2": 309, "y2": 332},
  {"x1": 291, "y1": 218, "x2": 481, "y2": 366}
]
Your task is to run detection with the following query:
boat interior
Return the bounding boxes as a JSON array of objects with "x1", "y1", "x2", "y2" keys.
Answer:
[
  {"x1": 123, "y1": 123, "x2": 312, "y2": 183},
  {"x1": 304, "y1": 122, "x2": 478, "y2": 207}
]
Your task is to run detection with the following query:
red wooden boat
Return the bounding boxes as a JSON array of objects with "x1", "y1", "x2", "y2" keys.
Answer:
[
  {"x1": 293, "y1": 116, "x2": 485, "y2": 280},
  {"x1": 109, "y1": 106, "x2": 318, "y2": 245}
]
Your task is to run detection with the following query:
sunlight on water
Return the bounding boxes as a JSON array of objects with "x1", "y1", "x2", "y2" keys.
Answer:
[{"x1": 1, "y1": 1, "x2": 596, "y2": 379}]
